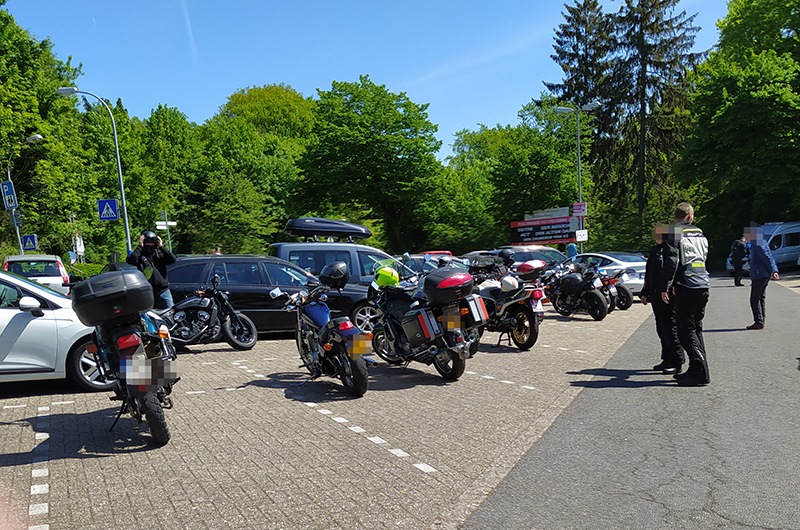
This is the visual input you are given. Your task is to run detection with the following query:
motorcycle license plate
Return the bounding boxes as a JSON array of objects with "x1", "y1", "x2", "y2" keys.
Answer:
[
  {"x1": 347, "y1": 333, "x2": 373, "y2": 357},
  {"x1": 593, "y1": 278, "x2": 603, "y2": 289},
  {"x1": 123, "y1": 354, "x2": 181, "y2": 386},
  {"x1": 529, "y1": 298, "x2": 544, "y2": 313},
  {"x1": 608, "y1": 285, "x2": 617, "y2": 296}
]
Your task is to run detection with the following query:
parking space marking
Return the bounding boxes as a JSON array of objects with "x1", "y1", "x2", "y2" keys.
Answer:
[
  {"x1": 185, "y1": 390, "x2": 207, "y2": 395},
  {"x1": 413, "y1": 463, "x2": 437, "y2": 473},
  {"x1": 31, "y1": 469, "x2": 48, "y2": 478},
  {"x1": 367, "y1": 436, "x2": 387, "y2": 445},
  {"x1": 332, "y1": 417, "x2": 349, "y2": 423},
  {"x1": 28, "y1": 504, "x2": 48, "y2": 516},
  {"x1": 28, "y1": 525, "x2": 49, "y2": 530},
  {"x1": 50, "y1": 401, "x2": 74, "y2": 406},
  {"x1": 3, "y1": 404, "x2": 26, "y2": 409},
  {"x1": 30, "y1": 484, "x2": 49, "y2": 495},
  {"x1": 349, "y1": 426, "x2": 366, "y2": 433},
  {"x1": 388, "y1": 449, "x2": 410, "y2": 457}
]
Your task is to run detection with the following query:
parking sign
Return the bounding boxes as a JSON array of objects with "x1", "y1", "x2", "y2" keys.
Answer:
[{"x1": 1, "y1": 181, "x2": 18, "y2": 210}]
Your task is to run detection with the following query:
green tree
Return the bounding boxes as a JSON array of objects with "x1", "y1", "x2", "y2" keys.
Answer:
[{"x1": 300, "y1": 75, "x2": 442, "y2": 252}]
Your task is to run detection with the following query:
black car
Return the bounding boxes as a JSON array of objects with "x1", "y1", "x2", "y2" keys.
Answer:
[{"x1": 167, "y1": 255, "x2": 376, "y2": 333}]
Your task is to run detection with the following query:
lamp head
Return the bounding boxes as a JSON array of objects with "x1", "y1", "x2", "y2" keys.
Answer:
[
  {"x1": 25, "y1": 134, "x2": 43, "y2": 145},
  {"x1": 56, "y1": 87, "x2": 78, "y2": 96}
]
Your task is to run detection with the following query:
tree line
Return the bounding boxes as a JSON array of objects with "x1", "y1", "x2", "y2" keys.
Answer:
[{"x1": 0, "y1": 0, "x2": 797, "y2": 268}]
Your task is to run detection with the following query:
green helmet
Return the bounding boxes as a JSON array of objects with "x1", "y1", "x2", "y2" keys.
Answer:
[{"x1": 374, "y1": 266, "x2": 400, "y2": 287}]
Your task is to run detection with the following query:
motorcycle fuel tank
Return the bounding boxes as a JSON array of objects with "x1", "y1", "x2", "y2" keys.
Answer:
[
  {"x1": 303, "y1": 302, "x2": 331, "y2": 329},
  {"x1": 173, "y1": 296, "x2": 213, "y2": 311}
]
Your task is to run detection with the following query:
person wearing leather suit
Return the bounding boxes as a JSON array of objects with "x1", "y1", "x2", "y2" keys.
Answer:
[
  {"x1": 660, "y1": 203, "x2": 711, "y2": 386},
  {"x1": 126, "y1": 230, "x2": 178, "y2": 309}
]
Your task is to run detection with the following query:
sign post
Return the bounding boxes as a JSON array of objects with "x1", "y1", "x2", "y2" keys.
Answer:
[{"x1": 156, "y1": 210, "x2": 177, "y2": 251}]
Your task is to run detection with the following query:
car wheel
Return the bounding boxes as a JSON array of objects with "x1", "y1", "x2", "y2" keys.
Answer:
[
  {"x1": 350, "y1": 302, "x2": 377, "y2": 333},
  {"x1": 66, "y1": 337, "x2": 115, "y2": 392}
]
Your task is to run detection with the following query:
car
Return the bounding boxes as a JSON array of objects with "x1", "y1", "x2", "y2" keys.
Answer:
[
  {"x1": 2, "y1": 254, "x2": 71, "y2": 294},
  {"x1": 0, "y1": 270, "x2": 113, "y2": 391},
  {"x1": 269, "y1": 217, "x2": 416, "y2": 287},
  {"x1": 495, "y1": 245, "x2": 568, "y2": 270},
  {"x1": 167, "y1": 254, "x2": 379, "y2": 333},
  {"x1": 568, "y1": 252, "x2": 647, "y2": 294},
  {"x1": 398, "y1": 253, "x2": 468, "y2": 274}
]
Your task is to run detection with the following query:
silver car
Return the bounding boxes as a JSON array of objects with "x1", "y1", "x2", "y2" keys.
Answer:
[
  {"x1": 0, "y1": 271, "x2": 113, "y2": 391},
  {"x1": 2, "y1": 254, "x2": 71, "y2": 294},
  {"x1": 569, "y1": 252, "x2": 647, "y2": 295}
]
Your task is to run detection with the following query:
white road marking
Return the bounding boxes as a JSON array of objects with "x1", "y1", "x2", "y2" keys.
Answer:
[
  {"x1": 35, "y1": 433, "x2": 49, "y2": 441},
  {"x1": 28, "y1": 525, "x2": 49, "y2": 530},
  {"x1": 521, "y1": 385, "x2": 536, "y2": 390},
  {"x1": 349, "y1": 426, "x2": 366, "y2": 433},
  {"x1": 332, "y1": 417, "x2": 349, "y2": 423},
  {"x1": 317, "y1": 409, "x2": 333, "y2": 415},
  {"x1": 185, "y1": 390, "x2": 207, "y2": 395},
  {"x1": 202, "y1": 361, "x2": 217, "y2": 365},
  {"x1": 558, "y1": 347, "x2": 569, "y2": 351},
  {"x1": 31, "y1": 469, "x2": 48, "y2": 478},
  {"x1": 482, "y1": 376, "x2": 495, "y2": 380},
  {"x1": 576, "y1": 350, "x2": 588, "y2": 353},
  {"x1": 246, "y1": 370, "x2": 256, "y2": 373},
  {"x1": 541, "y1": 344, "x2": 552, "y2": 348},
  {"x1": 304, "y1": 402, "x2": 318, "y2": 408},
  {"x1": 255, "y1": 374, "x2": 265, "y2": 377},
  {"x1": 367, "y1": 436, "x2": 387, "y2": 445},
  {"x1": 50, "y1": 401, "x2": 74, "y2": 406},
  {"x1": 3, "y1": 404, "x2": 26, "y2": 409},
  {"x1": 413, "y1": 463, "x2": 437, "y2": 473},
  {"x1": 500, "y1": 380, "x2": 515, "y2": 385},
  {"x1": 37, "y1": 407, "x2": 49, "y2": 413},
  {"x1": 465, "y1": 371, "x2": 477, "y2": 375},
  {"x1": 28, "y1": 503, "x2": 48, "y2": 515},
  {"x1": 30, "y1": 484, "x2": 48, "y2": 495},
  {"x1": 388, "y1": 449, "x2": 409, "y2": 457}
]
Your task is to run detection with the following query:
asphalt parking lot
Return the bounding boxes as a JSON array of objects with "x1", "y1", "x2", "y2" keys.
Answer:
[{"x1": 0, "y1": 298, "x2": 651, "y2": 530}]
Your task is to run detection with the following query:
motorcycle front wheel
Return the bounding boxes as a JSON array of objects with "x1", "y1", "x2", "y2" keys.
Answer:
[
  {"x1": 551, "y1": 295, "x2": 574, "y2": 317},
  {"x1": 584, "y1": 290, "x2": 609, "y2": 321},
  {"x1": 336, "y1": 350, "x2": 368, "y2": 397},
  {"x1": 222, "y1": 313, "x2": 257, "y2": 350},
  {"x1": 615, "y1": 284, "x2": 634, "y2": 310},
  {"x1": 142, "y1": 392, "x2": 171, "y2": 445},
  {"x1": 507, "y1": 305, "x2": 538, "y2": 351},
  {"x1": 371, "y1": 327, "x2": 404, "y2": 365},
  {"x1": 433, "y1": 349, "x2": 466, "y2": 380}
]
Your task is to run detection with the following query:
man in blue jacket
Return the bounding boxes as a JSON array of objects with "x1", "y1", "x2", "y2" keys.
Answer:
[{"x1": 744, "y1": 224, "x2": 780, "y2": 330}]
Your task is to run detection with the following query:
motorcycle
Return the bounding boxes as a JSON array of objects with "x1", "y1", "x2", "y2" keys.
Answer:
[
  {"x1": 543, "y1": 262, "x2": 609, "y2": 321},
  {"x1": 160, "y1": 274, "x2": 258, "y2": 351},
  {"x1": 596, "y1": 268, "x2": 635, "y2": 312},
  {"x1": 369, "y1": 259, "x2": 484, "y2": 380},
  {"x1": 469, "y1": 257, "x2": 548, "y2": 351},
  {"x1": 72, "y1": 270, "x2": 180, "y2": 445},
  {"x1": 269, "y1": 262, "x2": 369, "y2": 397}
]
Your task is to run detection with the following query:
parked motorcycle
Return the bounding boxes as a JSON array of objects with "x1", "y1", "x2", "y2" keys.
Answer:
[
  {"x1": 470, "y1": 258, "x2": 548, "y2": 350},
  {"x1": 161, "y1": 274, "x2": 257, "y2": 351},
  {"x1": 596, "y1": 268, "x2": 635, "y2": 312},
  {"x1": 369, "y1": 259, "x2": 483, "y2": 380},
  {"x1": 72, "y1": 270, "x2": 180, "y2": 445},
  {"x1": 543, "y1": 262, "x2": 609, "y2": 321},
  {"x1": 270, "y1": 262, "x2": 369, "y2": 397}
]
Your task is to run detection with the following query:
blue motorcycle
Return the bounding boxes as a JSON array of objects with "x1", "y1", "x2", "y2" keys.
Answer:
[{"x1": 270, "y1": 262, "x2": 369, "y2": 397}]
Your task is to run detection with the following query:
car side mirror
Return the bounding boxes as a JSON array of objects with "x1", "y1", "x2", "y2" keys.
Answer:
[
  {"x1": 19, "y1": 296, "x2": 44, "y2": 317},
  {"x1": 269, "y1": 287, "x2": 284, "y2": 299}
]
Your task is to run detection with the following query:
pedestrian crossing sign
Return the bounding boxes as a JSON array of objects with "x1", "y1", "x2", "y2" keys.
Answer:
[
  {"x1": 22, "y1": 234, "x2": 37, "y2": 251},
  {"x1": 98, "y1": 199, "x2": 119, "y2": 221}
]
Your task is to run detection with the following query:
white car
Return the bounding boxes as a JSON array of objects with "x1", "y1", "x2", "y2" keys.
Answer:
[
  {"x1": 0, "y1": 270, "x2": 112, "y2": 391},
  {"x1": 569, "y1": 252, "x2": 647, "y2": 295},
  {"x1": 2, "y1": 254, "x2": 71, "y2": 294}
]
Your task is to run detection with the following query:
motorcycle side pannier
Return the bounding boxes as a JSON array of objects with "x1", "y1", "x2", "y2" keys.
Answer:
[
  {"x1": 401, "y1": 308, "x2": 442, "y2": 346},
  {"x1": 72, "y1": 270, "x2": 154, "y2": 326},
  {"x1": 461, "y1": 294, "x2": 490, "y2": 329},
  {"x1": 422, "y1": 267, "x2": 474, "y2": 306}
]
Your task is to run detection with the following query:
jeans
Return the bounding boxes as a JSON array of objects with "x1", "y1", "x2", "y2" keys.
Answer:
[
  {"x1": 156, "y1": 288, "x2": 174, "y2": 310},
  {"x1": 749, "y1": 277, "x2": 770, "y2": 325}
]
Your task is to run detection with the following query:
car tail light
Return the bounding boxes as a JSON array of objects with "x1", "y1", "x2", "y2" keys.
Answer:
[
  {"x1": 58, "y1": 262, "x2": 69, "y2": 284},
  {"x1": 1, "y1": 262, "x2": 7, "y2": 271}
]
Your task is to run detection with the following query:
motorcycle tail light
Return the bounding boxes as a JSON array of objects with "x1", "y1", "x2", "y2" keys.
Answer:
[
  {"x1": 323, "y1": 343, "x2": 333, "y2": 351},
  {"x1": 116, "y1": 333, "x2": 142, "y2": 356},
  {"x1": 338, "y1": 320, "x2": 355, "y2": 331},
  {"x1": 460, "y1": 307, "x2": 469, "y2": 315},
  {"x1": 531, "y1": 289, "x2": 545, "y2": 300}
]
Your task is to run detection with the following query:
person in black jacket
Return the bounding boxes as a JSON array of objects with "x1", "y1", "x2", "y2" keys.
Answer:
[
  {"x1": 126, "y1": 230, "x2": 178, "y2": 309},
  {"x1": 661, "y1": 203, "x2": 711, "y2": 386},
  {"x1": 641, "y1": 223, "x2": 685, "y2": 374},
  {"x1": 730, "y1": 235, "x2": 748, "y2": 286}
]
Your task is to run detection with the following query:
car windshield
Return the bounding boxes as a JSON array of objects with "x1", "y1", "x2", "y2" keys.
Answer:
[
  {"x1": 605, "y1": 252, "x2": 646, "y2": 263},
  {"x1": 2, "y1": 271, "x2": 68, "y2": 298},
  {"x1": 372, "y1": 258, "x2": 418, "y2": 279}
]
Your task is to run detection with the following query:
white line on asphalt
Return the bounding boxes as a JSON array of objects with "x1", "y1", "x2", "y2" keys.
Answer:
[
  {"x1": 367, "y1": 436, "x2": 387, "y2": 445},
  {"x1": 482, "y1": 376, "x2": 495, "y2": 380},
  {"x1": 28, "y1": 503, "x2": 48, "y2": 515},
  {"x1": 522, "y1": 385, "x2": 536, "y2": 390},
  {"x1": 28, "y1": 525, "x2": 49, "y2": 530},
  {"x1": 31, "y1": 469, "x2": 48, "y2": 478},
  {"x1": 50, "y1": 401, "x2": 74, "y2": 406},
  {"x1": 413, "y1": 463, "x2": 437, "y2": 473},
  {"x1": 576, "y1": 350, "x2": 588, "y2": 353},
  {"x1": 232, "y1": 360, "x2": 249, "y2": 363},
  {"x1": 332, "y1": 417, "x2": 349, "y2": 423},
  {"x1": 255, "y1": 374, "x2": 265, "y2": 377},
  {"x1": 37, "y1": 407, "x2": 49, "y2": 413},
  {"x1": 500, "y1": 380, "x2": 515, "y2": 384},
  {"x1": 542, "y1": 344, "x2": 552, "y2": 347},
  {"x1": 388, "y1": 449, "x2": 409, "y2": 457},
  {"x1": 304, "y1": 402, "x2": 318, "y2": 408},
  {"x1": 185, "y1": 391, "x2": 207, "y2": 395},
  {"x1": 558, "y1": 347, "x2": 569, "y2": 351},
  {"x1": 263, "y1": 358, "x2": 277, "y2": 361},
  {"x1": 202, "y1": 361, "x2": 217, "y2": 365},
  {"x1": 35, "y1": 433, "x2": 49, "y2": 441},
  {"x1": 349, "y1": 426, "x2": 366, "y2": 433},
  {"x1": 30, "y1": 484, "x2": 48, "y2": 495},
  {"x1": 317, "y1": 409, "x2": 333, "y2": 415},
  {"x1": 465, "y1": 371, "x2": 477, "y2": 375},
  {"x1": 3, "y1": 404, "x2": 26, "y2": 409},
  {"x1": 245, "y1": 370, "x2": 256, "y2": 373}
]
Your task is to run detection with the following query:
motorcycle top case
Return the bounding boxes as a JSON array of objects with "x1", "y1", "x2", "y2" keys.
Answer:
[
  {"x1": 72, "y1": 269, "x2": 154, "y2": 326},
  {"x1": 422, "y1": 267, "x2": 474, "y2": 306},
  {"x1": 401, "y1": 308, "x2": 442, "y2": 347}
]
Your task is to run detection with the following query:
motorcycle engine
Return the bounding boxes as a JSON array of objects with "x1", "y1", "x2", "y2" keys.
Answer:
[{"x1": 172, "y1": 310, "x2": 211, "y2": 340}]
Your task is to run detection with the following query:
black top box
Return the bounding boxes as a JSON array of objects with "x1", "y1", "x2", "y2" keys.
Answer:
[
  {"x1": 72, "y1": 269, "x2": 154, "y2": 327},
  {"x1": 285, "y1": 217, "x2": 372, "y2": 240}
]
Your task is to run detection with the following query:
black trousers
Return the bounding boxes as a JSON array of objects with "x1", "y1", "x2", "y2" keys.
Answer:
[
  {"x1": 674, "y1": 285, "x2": 710, "y2": 383},
  {"x1": 651, "y1": 295, "x2": 684, "y2": 366},
  {"x1": 733, "y1": 264, "x2": 744, "y2": 286},
  {"x1": 750, "y1": 277, "x2": 770, "y2": 325}
]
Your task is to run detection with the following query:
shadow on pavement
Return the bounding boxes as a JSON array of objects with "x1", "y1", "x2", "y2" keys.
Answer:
[
  {"x1": 0, "y1": 379, "x2": 94, "y2": 399},
  {"x1": 567, "y1": 367, "x2": 676, "y2": 388}
]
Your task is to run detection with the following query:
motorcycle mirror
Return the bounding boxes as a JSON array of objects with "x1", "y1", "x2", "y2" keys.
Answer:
[
  {"x1": 212, "y1": 274, "x2": 221, "y2": 287},
  {"x1": 402, "y1": 252, "x2": 412, "y2": 261},
  {"x1": 269, "y1": 287, "x2": 283, "y2": 299},
  {"x1": 423, "y1": 253, "x2": 431, "y2": 262},
  {"x1": 319, "y1": 293, "x2": 328, "y2": 302}
]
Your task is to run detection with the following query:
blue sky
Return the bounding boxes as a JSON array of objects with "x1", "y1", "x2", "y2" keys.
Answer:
[{"x1": 7, "y1": 0, "x2": 729, "y2": 159}]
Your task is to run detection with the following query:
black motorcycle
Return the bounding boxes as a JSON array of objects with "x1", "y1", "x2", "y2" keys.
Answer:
[
  {"x1": 369, "y1": 260, "x2": 482, "y2": 380},
  {"x1": 596, "y1": 268, "x2": 635, "y2": 312},
  {"x1": 161, "y1": 275, "x2": 258, "y2": 351},
  {"x1": 73, "y1": 270, "x2": 180, "y2": 445},
  {"x1": 270, "y1": 262, "x2": 369, "y2": 397},
  {"x1": 543, "y1": 262, "x2": 608, "y2": 321}
]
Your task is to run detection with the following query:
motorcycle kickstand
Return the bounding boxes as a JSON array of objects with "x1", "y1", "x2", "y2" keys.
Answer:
[
  {"x1": 294, "y1": 371, "x2": 321, "y2": 387},
  {"x1": 494, "y1": 332, "x2": 512, "y2": 348},
  {"x1": 108, "y1": 402, "x2": 127, "y2": 433},
  {"x1": 399, "y1": 361, "x2": 411, "y2": 374}
]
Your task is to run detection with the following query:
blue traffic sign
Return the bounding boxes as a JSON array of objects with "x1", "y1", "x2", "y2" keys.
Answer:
[
  {"x1": 22, "y1": 234, "x2": 37, "y2": 251},
  {"x1": 98, "y1": 199, "x2": 119, "y2": 221},
  {"x1": 1, "y1": 180, "x2": 18, "y2": 210}
]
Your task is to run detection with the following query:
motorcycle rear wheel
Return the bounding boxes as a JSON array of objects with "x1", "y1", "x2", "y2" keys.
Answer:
[
  {"x1": 371, "y1": 328, "x2": 404, "y2": 365},
  {"x1": 584, "y1": 290, "x2": 608, "y2": 321},
  {"x1": 551, "y1": 295, "x2": 574, "y2": 317},
  {"x1": 142, "y1": 392, "x2": 171, "y2": 445},
  {"x1": 222, "y1": 313, "x2": 257, "y2": 350},
  {"x1": 337, "y1": 350, "x2": 368, "y2": 397},
  {"x1": 433, "y1": 350, "x2": 465, "y2": 380},
  {"x1": 507, "y1": 305, "x2": 538, "y2": 351},
  {"x1": 616, "y1": 284, "x2": 634, "y2": 310}
]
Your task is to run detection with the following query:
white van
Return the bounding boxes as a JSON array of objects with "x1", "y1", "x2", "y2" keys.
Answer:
[{"x1": 761, "y1": 222, "x2": 800, "y2": 270}]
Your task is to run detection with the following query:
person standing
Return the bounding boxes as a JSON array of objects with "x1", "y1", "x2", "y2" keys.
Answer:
[
  {"x1": 730, "y1": 235, "x2": 748, "y2": 286},
  {"x1": 126, "y1": 230, "x2": 177, "y2": 309},
  {"x1": 661, "y1": 202, "x2": 711, "y2": 386},
  {"x1": 641, "y1": 224, "x2": 685, "y2": 374},
  {"x1": 744, "y1": 224, "x2": 779, "y2": 330}
]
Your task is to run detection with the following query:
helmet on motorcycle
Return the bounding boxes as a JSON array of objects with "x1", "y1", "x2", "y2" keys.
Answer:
[
  {"x1": 497, "y1": 249, "x2": 515, "y2": 267},
  {"x1": 319, "y1": 261, "x2": 350, "y2": 289},
  {"x1": 374, "y1": 266, "x2": 400, "y2": 287},
  {"x1": 500, "y1": 275, "x2": 519, "y2": 292}
]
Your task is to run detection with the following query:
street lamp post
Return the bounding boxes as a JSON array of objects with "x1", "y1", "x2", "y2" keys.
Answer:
[
  {"x1": 555, "y1": 100, "x2": 601, "y2": 253},
  {"x1": 5, "y1": 133, "x2": 44, "y2": 254},
  {"x1": 57, "y1": 86, "x2": 132, "y2": 254}
]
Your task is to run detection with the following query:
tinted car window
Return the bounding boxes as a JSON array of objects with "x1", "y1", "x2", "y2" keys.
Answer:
[
  {"x1": 262, "y1": 262, "x2": 309, "y2": 287},
  {"x1": 0, "y1": 281, "x2": 22, "y2": 308},
  {"x1": 358, "y1": 250, "x2": 392, "y2": 277},
  {"x1": 785, "y1": 232, "x2": 800, "y2": 247},
  {"x1": 769, "y1": 234, "x2": 782, "y2": 251},
  {"x1": 168, "y1": 262, "x2": 208, "y2": 284}
]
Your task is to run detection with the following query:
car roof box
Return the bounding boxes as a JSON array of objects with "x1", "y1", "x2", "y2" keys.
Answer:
[{"x1": 285, "y1": 217, "x2": 372, "y2": 242}]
